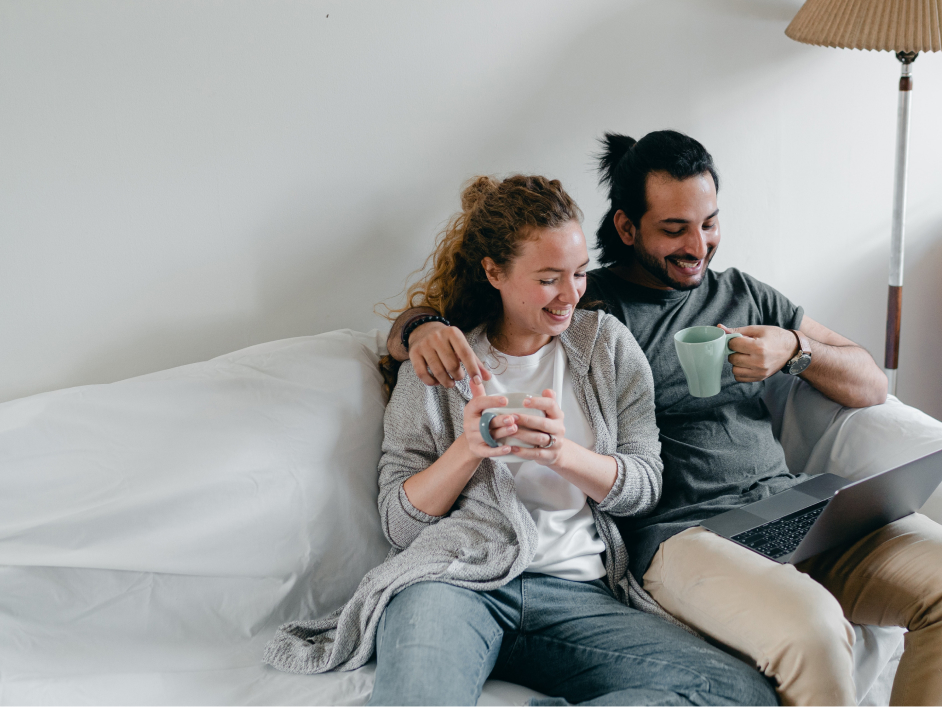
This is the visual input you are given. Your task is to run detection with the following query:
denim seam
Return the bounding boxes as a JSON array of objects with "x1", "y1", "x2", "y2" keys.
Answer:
[
  {"x1": 500, "y1": 575, "x2": 528, "y2": 668},
  {"x1": 524, "y1": 634, "x2": 713, "y2": 693},
  {"x1": 472, "y1": 623, "x2": 504, "y2": 694},
  {"x1": 520, "y1": 574, "x2": 529, "y2": 631}
]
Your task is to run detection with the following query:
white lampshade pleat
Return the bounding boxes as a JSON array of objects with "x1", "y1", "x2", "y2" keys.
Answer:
[{"x1": 786, "y1": 0, "x2": 942, "y2": 52}]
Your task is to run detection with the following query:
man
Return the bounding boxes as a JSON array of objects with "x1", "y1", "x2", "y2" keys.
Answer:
[{"x1": 385, "y1": 131, "x2": 942, "y2": 705}]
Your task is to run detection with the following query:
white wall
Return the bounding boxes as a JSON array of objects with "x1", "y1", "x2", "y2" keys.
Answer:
[{"x1": 2, "y1": 0, "x2": 941, "y2": 418}]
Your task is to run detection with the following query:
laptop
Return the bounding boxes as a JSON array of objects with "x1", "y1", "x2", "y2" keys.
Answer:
[{"x1": 700, "y1": 448, "x2": 942, "y2": 564}]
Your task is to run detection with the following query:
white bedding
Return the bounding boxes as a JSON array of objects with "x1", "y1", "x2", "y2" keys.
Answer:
[
  {"x1": 2, "y1": 330, "x2": 940, "y2": 705},
  {"x1": 0, "y1": 331, "x2": 395, "y2": 703}
]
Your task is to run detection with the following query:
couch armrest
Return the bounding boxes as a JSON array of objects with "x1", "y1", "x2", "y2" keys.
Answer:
[{"x1": 764, "y1": 375, "x2": 942, "y2": 523}]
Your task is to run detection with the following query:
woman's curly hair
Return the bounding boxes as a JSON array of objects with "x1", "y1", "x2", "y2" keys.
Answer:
[{"x1": 379, "y1": 174, "x2": 582, "y2": 396}]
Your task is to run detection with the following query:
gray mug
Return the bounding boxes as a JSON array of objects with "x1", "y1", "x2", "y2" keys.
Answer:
[
  {"x1": 673, "y1": 326, "x2": 743, "y2": 398},
  {"x1": 479, "y1": 392, "x2": 545, "y2": 463}
]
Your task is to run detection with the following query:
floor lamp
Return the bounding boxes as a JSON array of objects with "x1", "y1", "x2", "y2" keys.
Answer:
[{"x1": 785, "y1": 0, "x2": 941, "y2": 396}]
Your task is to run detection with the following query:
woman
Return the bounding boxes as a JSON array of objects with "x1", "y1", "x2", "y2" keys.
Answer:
[{"x1": 266, "y1": 175, "x2": 775, "y2": 706}]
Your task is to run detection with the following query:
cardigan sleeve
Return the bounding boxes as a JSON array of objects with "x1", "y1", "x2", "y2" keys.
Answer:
[
  {"x1": 595, "y1": 315, "x2": 664, "y2": 518},
  {"x1": 376, "y1": 363, "x2": 449, "y2": 550}
]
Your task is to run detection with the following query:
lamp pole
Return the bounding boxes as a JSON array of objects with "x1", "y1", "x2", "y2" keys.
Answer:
[{"x1": 885, "y1": 50, "x2": 917, "y2": 397}]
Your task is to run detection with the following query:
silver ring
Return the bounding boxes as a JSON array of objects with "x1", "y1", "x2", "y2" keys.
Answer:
[{"x1": 539, "y1": 434, "x2": 556, "y2": 449}]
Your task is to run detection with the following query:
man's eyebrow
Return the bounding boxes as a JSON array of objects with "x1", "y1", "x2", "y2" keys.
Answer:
[
  {"x1": 536, "y1": 260, "x2": 591, "y2": 273},
  {"x1": 659, "y1": 209, "x2": 719, "y2": 225}
]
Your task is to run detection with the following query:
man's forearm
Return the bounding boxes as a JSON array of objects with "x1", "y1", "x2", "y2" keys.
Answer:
[
  {"x1": 386, "y1": 306, "x2": 439, "y2": 362},
  {"x1": 800, "y1": 341, "x2": 888, "y2": 408}
]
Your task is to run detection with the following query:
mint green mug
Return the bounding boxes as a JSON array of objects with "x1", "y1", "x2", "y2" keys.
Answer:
[{"x1": 673, "y1": 326, "x2": 743, "y2": 398}]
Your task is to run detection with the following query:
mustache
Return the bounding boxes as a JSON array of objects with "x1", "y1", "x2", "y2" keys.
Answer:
[{"x1": 666, "y1": 247, "x2": 715, "y2": 263}]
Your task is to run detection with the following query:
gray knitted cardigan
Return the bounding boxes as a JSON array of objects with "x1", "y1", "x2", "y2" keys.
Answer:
[{"x1": 264, "y1": 309, "x2": 684, "y2": 675}]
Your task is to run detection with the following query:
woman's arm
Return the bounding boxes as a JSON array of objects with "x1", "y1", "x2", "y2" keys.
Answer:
[
  {"x1": 602, "y1": 318, "x2": 663, "y2": 517},
  {"x1": 505, "y1": 390, "x2": 618, "y2": 504},
  {"x1": 378, "y1": 370, "x2": 517, "y2": 548},
  {"x1": 404, "y1": 375, "x2": 524, "y2": 514},
  {"x1": 400, "y1": 436, "x2": 480, "y2": 517}
]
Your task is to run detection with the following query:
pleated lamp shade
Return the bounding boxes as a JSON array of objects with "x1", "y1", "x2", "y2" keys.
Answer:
[{"x1": 786, "y1": 0, "x2": 942, "y2": 52}]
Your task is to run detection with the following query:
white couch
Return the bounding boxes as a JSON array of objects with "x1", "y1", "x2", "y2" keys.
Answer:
[{"x1": 1, "y1": 329, "x2": 940, "y2": 705}]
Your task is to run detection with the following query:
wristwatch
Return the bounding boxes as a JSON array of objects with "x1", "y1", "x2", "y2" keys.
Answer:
[{"x1": 781, "y1": 329, "x2": 812, "y2": 375}]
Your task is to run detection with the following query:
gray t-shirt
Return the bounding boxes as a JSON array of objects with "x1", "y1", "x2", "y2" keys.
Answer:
[{"x1": 584, "y1": 266, "x2": 807, "y2": 582}]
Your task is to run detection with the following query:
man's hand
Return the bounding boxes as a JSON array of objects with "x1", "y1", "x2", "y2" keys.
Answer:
[
  {"x1": 410, "y1": 321, "x2": 491, "y2": 388},
  {"x1": 718, "y1": 317, "x2": 886, "y2": 407},
  {"x1": 718, "y1": 324, "x2": 798, "y2": 383}
]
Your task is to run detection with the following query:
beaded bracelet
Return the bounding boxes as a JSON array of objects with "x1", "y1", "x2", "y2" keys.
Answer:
[{"x1": 401, "y1": 314, "x2": 451, "y2": 352}]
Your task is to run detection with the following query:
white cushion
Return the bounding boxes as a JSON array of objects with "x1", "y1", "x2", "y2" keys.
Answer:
[{"x1": 0, "y1": 330, "x2": 392, "y2": 692}]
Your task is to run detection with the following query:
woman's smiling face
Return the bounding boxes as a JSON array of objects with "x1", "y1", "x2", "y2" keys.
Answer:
[{"x1": 483, "y1": 220, "x2": 589, "y2": 356}]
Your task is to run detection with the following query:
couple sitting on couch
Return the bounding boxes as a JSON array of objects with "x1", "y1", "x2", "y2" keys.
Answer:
[{"x1": 265, "y1": 131, "x2": 942, "y2": 706}]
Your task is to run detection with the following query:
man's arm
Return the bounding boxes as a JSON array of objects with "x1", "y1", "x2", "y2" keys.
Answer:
[
  {"x1": 387, "y1": 306, "x2": 437, "y2": 361},
  {"x1": 386, "y1": 307, "x2": 490, "y2": 388},
  {"x1": 720, "y1": 317, "x2": 888, "y2": 408}
]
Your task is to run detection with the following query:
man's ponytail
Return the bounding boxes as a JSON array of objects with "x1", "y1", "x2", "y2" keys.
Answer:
[
  {"x1": 597, "y1": 133, "x2": 637, "y2": 188},
  {"x1": 595, "y1": 133, "x2": 637, "y2": 267}
]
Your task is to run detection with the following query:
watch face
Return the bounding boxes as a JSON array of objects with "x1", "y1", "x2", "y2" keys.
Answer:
[{"x1": 788, "y1": 354, "x2": 812, "y2": 375}]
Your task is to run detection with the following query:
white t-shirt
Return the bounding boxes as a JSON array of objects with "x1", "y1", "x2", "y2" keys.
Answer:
[{"x1": 475, "y1": 336, "x2": 606, "y2": 581}]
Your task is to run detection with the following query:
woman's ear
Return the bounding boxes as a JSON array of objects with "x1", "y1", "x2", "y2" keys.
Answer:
[
  {"x1": 613, "y1": 210, "x2": 637, "y2": 246},
  {"x1": 482, "y1": 257, "x2": 503, "y2": 289}
]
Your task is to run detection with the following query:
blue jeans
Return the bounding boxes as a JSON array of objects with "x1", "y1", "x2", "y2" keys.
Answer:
[{"x1": 368, "y1": 573, "x2": 777, "y2": 706}]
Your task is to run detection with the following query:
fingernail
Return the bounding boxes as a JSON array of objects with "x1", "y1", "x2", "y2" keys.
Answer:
[{"x1": 472, "y1": 375, "x2": 482, "y2": 385}]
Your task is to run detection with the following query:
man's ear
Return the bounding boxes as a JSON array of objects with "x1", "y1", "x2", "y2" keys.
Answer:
[
  {"x1": 613, "y1": 210, "x2": 637, "y2": 246},
  {"x1": 482, "y1": 257, "x2": 502, "y2": 288}
]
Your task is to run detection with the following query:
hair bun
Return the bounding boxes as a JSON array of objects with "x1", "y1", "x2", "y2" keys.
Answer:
[
  {"x1": 460, "y1": 176, "x2": 500, "y2": 213},
  {"x1": 597, "y1": 133, "x2": 637, "y2": 187}
]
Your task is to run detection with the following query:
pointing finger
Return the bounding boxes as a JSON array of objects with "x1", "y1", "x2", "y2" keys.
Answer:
[
  {"x1": 451, "y1": 333, "x2": 491, "y2": 383},
  {"x1": 469, "y1": 374, "x2": 487, "y2": 398}
]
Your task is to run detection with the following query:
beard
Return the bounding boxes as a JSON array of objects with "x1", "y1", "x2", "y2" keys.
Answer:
[{"x1": 632, "y1": 232, "x2": 716, "y2": 291}]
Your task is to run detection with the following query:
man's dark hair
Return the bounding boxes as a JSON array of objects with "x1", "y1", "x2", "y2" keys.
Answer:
[{"x1": 595, "y1": 130, "x2": 719, "y2": 266}]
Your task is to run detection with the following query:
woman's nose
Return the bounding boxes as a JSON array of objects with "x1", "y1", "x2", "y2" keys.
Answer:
[{"x1": 561, "y1": 277, "x2": 580, "y2": 303}]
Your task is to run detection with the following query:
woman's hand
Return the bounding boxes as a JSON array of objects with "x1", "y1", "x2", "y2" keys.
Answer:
[
  {"x1": 402, "y1": 375, "x2": 516, "y2": 517},
  {"x1": 462, "y1": 376, "x2": 518, "y2": 459},
  {"x1": 506, "y1": 389, "x2": 568, "y2": 467},
  {"x1": 508, "y1": 388, "x2": 618, "y2": 503}
]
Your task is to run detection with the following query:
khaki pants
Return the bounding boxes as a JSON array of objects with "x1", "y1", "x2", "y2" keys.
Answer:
[{"x1": 643, "y1": 513, "x2": 942, "y2": 706}]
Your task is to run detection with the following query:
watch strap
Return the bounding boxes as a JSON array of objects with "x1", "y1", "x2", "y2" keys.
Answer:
[{"x1": 791, "y1": 329, "x2": 812, "y2": 356}]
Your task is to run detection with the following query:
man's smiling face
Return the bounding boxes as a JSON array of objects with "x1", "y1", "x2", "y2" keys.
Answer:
[{"x1": 616, "y1": 171, "x2": 720, "y2": 290}]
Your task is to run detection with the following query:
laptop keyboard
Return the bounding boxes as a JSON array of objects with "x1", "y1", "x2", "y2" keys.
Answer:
[{"x1": 731, "y1": 500, "x2": 829, "y2": 559}]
